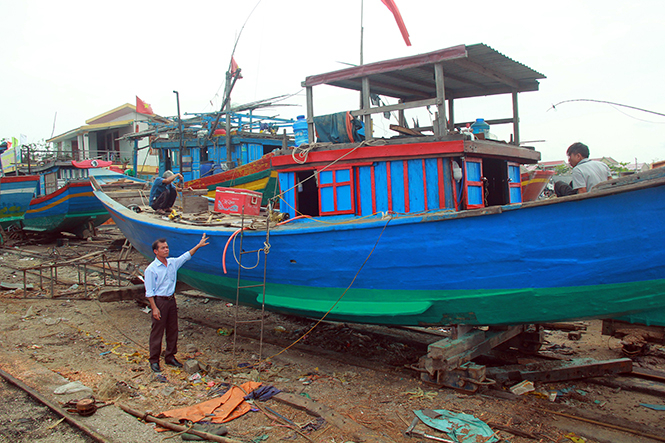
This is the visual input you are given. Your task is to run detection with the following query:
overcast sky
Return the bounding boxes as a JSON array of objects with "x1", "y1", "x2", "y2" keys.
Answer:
[{"x1": 2, "y1": 0, "x2": 664, "y2": 163}]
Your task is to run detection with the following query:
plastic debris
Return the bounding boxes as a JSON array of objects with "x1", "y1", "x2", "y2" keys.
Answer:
[
  {"x1": 301, "y1": 417, "x2": 326, "y2": 433},
  {"x1": 564, "y1": 432, "x2": 586, "y2": 442},
  {"x1": 510, "y1": 380, "x2": 535, "y2": 395},
  {"x1": 414, "y1": 409, "x2": 499, "y2": 443},
  {"x1": 188, "y1": 373, "x2": 202, "y2": 382},
  {"x1": 216, "y1": 328, "x2": 232, "y2": 336},
  {"x1": 640, "y1": 403, "x2": 665, "y2": 411},
  {"x1": 244, "y1": 385, "x2": 281, "y2": 401},
  {"x1": 22, "y1": 306, "x2": 35, "y2": 319},
  {"x1": 403, "y1": 387, "x2": 438, "y2": 400},
  {"x1": 54, "y1": 381, "x2": 92, "y2": 395},
  {"x1": 182, "y1": 423, "x2": 228, "y2": 441}
]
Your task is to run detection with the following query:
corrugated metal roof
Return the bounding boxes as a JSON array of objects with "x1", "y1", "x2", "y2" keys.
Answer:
[{"x1": 304, "y1": 43, "x2": 545, "y2": 101}]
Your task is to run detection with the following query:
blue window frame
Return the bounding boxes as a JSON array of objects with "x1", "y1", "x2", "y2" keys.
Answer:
[
  {"x1": 318, "y1": 167, "x2": 355, "y2": 215},
  {"x1": 508, "y1": 162, "x2": 522, "y2": 203},
  {"x1": 464, "y1": 158, "x2": 484, "y2": 209}
]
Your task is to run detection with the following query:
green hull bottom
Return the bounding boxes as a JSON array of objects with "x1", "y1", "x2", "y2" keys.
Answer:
[
  {"x1": 0, "y1": 215, "x2": 25, "y2": 230},
  {"x1": 23, "y1": 212, "x2": 111, "y2": 237},
  {"x1": 178, "y1": 269, "x2": 665, "y2": 326}
]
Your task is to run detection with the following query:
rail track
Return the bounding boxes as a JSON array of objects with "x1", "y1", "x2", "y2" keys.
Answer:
[{"x1": 0, "y1": 369, "x2": 103, "y2": 443}]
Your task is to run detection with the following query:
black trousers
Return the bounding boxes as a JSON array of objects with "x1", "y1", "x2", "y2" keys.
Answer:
[
  {"x1": 149, "y1": 296, "x2": 178, "y2": 363},
  {"x1": 152, "y1": 187, "x2": 177, "y2": 211},
  {"x1": 554, "y1": 181, "x2": 577, "y2": 197}
]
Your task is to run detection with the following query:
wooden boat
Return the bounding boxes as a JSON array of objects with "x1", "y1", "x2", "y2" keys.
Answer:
[
  {"x1": 521, "y1": 170, "x2": 554, "y2": 201},
  {"x1": 0, "y1": 175, "x2": 40, "y2": 230},
  {"x1": 91, "y1": 44, "x2": 665, "y2": 327},
  {"x1": 21, "y1": 160, "x2": 120, "y2": 237},
  {"x1": 23, "y1": 179, "x2": 111, "y2": 238},
  {"x1": 185, "y1": 153, "x2": 279, "y2": 206}
]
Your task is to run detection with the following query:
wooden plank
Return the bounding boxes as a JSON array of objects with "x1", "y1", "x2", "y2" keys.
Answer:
[
  {"x1": 388, "y1": 125, "x2": 423, "y2": 136},
  {"x1": 587, "y1": 375, "x2": 665, "y2": 398},
  {"x1": 350, "y1": 98, "x2": 440, "y2": 117},
  {"x1": 539, "y1": 322, "x2": 588, "y2": 331},
  {"x1": 487, "y1": 358, "x2": 633, "y2": 384}
]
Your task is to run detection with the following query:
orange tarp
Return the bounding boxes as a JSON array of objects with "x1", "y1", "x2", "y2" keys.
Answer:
[{"x1": 159, "y1": 381, "x2": 261, "y2": 424}]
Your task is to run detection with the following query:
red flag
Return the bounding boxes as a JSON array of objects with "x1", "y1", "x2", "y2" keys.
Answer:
[
  {"x1": 136, "y1": 96, "x2": 154, "y2": 115},
  {"x1": 230, "y1": 57, "x2": 243, "y2": 79},
  {"x1": 380, "y1": 0, "x2": 411, "y2": 46}
]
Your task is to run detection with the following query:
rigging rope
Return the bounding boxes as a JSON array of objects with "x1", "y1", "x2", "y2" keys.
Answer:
[{"x1": 548, "y1": 99, "x2": 665, "y2": 118}]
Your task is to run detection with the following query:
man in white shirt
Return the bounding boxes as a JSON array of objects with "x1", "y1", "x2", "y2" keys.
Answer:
[
  {"x1": 145, "y1": 233, "x2": 209, "y2": 372},
  {"x1": 555, "y1": 143, "x2": 611, "y2": 196}
]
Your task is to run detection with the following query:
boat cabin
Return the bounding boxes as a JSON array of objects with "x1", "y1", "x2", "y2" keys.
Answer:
[
  {"x1": 124, "y1": 111, "x2": 296, "y2": 182},
  {"x1": 271, "y1": 44, "x2": 545, "y2": 218}
]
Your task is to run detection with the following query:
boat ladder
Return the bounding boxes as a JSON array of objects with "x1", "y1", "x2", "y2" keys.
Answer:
[{"x1": 231, "y1": 206, "x2": 271, "y2": 371}]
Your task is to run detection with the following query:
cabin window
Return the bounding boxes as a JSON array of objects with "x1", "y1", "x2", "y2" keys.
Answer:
[
  {"x1": 507, "y1": 163, "x2": 522, "y2": 203},
  {"x1": 464, "y1": 158, "x2": 485, "y2": 209},
  {"x1": 318, "y1": 167, "x2": 355, "y2": 215}
]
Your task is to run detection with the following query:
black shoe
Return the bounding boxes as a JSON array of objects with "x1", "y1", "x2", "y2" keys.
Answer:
[
  {"x1": 150, "y1": 362, "x2": 162, "y2": 373},
  {"x1": 165, "y1": 358, "x2": 183, "y2": 368}
]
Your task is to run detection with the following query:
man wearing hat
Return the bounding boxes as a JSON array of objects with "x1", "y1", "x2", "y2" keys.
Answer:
[{"x1": 149, "y1": 170, "x2": 183, "y2": 213}]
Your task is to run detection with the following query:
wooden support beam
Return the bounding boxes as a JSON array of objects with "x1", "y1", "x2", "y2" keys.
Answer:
[
  {"x1": 349, "y1": 97, "x2": 440, "y2": 117},
  {"x1": 305, "y1": 85, "x2": 314, "y2": 144},
  {"x1": 361, "y1": 77, "x2": 372, "y2": 141},
  {"x1": 486, "y1": 358, "x2": 633, "y2": 385},
  {"x1": 434, "y1": 63, "x2": 447, "y2": 137},
  {"x1": 512, "y1": 91, "x2": 520, "y2": 145}
]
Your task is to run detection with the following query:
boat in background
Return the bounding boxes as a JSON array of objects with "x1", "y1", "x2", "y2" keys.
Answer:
[
  {"x1": 185, "y1": 153, "x2": 278, "y2": 206},
  {"x1": 92, "y1": 43, "x2": 665, "y2": 329},
  {"x1": 21, "y1": 160, "x2": 117, "y2": 237},
  {"x1": 23, "y1": 179, "x2": 111, "y2": 238},
  {"x1": 121, "y1": 108, "x2": 294, "y2": 206},
  {"x1": 521, "y1": 170, "x2": 554, "y2": 201},
  {"x1": 0, "y1": 175, "x2": 40, "y2": 231}
]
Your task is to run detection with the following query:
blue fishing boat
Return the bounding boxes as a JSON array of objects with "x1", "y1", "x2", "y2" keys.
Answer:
[
  {"x1": 91, "y1": 44, "x2": 665, "y2": 328},
  {"x1": 0, "y1": 175, "x2": 40, "y2": 230},
  {"x1": 22, "y1": 179, "x2": 112, "y2": 238},
  {"x1": 21, "y1": 160, "x2": 120, "y2": 237}
]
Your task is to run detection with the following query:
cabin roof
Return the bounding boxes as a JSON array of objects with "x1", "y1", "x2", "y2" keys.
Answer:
[{"x1": 303, "y1": 44, "x2": 545, "y2": 101}]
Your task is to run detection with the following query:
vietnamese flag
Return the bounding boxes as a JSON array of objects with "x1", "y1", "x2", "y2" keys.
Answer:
[
  {"x1": 380, "y1": 0, "x2": 411, "y2": 46},
  {"x1": 136, "y1": 96, "x2": 154, "y2": 115}
]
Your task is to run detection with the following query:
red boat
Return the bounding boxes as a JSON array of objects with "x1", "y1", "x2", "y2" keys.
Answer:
[{"x1": 521, "y1": 170, "x2": 554, "y2": 201}]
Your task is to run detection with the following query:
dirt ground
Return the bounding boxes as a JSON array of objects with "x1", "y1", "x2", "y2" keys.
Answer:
[{"x1": 1, "y1": 227, "x2": 665, "y2": 443}]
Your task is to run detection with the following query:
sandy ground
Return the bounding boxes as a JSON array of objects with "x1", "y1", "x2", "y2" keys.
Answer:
[{"x1": 1, "y1": 229, "x2": 664, "y2": 443}]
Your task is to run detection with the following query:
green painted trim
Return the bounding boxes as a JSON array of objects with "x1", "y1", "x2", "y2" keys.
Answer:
[{"x1": 177, "y1": 268, "x2": 665, "y2": 326}]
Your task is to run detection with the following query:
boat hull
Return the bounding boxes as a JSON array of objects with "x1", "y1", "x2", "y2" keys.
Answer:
[
  {"x1": 24, "y1": 180, "x2": 110, "y2": 237},
  {"x1": 0, "y1": 175, "x2": 40, "y2": 229},
  {"x1": 93, "y1": 176, "x2": 665, "y2": 327},
  {"x1": 187, "y1": 154, "x2": 278, "y2": 206}
]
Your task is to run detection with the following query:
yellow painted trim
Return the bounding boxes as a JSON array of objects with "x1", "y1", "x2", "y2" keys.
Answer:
[{"x1": 26, "y1": 192, "x2": 94, "y2": 214}]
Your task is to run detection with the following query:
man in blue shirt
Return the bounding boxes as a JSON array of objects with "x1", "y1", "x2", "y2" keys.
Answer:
[
  {"x1": 145, "y1": 233, "x2": 209, "y2": 372},
  {"x1": 149, "y1": 170, "x2": 183, "y2": 214}
]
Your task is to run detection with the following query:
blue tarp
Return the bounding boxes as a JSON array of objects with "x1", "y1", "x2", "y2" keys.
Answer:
[{"x1": 414, "y1": 409, "x2": 498, "y2": 443}]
